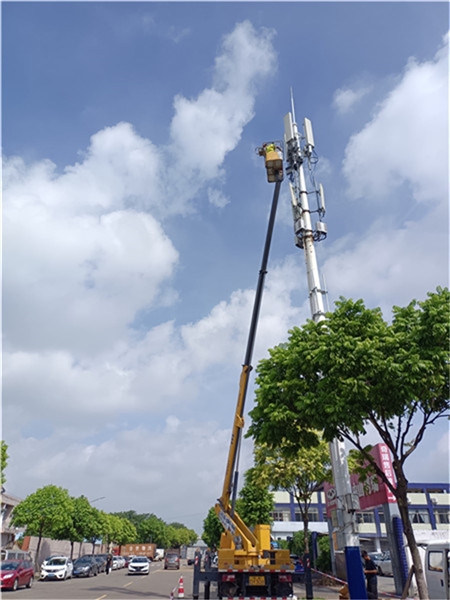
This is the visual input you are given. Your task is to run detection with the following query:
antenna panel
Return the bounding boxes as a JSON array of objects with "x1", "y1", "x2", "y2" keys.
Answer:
[
  {"x1": 284, "y1": 113, "x2": 295, "y2": 143},
  {"x1": 304, "y1": 118, "x2": 315, "y2": 148},
  {"x1": 318, "y1": 184, "x2": 326, "y2": 213}
]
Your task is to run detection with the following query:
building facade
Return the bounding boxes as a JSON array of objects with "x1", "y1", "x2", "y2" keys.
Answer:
[
  {"x1": 271, "y1": 482, "x2": 450, "y2": 552},
  {"x1": 1, "y1": 491, "x2": 23, "y2": 548}
]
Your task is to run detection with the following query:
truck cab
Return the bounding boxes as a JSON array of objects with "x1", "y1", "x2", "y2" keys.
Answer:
[{"x1": 425, "y1": 542, "x2": 449, "y2": 600}]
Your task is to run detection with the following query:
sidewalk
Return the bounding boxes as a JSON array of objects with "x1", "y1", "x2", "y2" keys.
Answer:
[{"x1": 293, "y1": 578, "x2": 402, "y2": 600}]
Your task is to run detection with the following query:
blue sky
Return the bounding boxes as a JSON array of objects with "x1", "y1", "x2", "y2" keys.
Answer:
[{"x1": 3, "y1": 2, "x2": 449, "y2": 533}]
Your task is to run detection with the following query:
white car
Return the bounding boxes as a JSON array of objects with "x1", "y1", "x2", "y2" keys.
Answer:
[
  {"x1": 40, "y1": 556, "x2": 73, "y2": 580},
  {"x1": 117, "y1": 556, "x2": 125, "y2": 568},
  {"x1": 128, "y1": 556, "x2": 150, "y2": 575}
]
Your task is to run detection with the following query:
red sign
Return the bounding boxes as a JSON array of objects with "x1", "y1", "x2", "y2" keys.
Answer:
[{"x1": 324, "y1": 443, "x2": 397, "y2": 517}]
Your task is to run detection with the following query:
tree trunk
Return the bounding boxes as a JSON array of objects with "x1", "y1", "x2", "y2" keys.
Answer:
[
  {"x1": 70, "y1": 541, "x2": 74, "y2": 560},
  {"x1": 35, "y1": 527, "x2": 43, "y2": 569},
  {"x1": 395, "y1": 469, "x2": 429, "y2": 599},
  {"x1": 303, "y1": 512, "x2": 310, "y2": 554}
]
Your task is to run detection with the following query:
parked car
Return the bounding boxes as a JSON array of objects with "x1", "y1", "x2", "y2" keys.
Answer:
[
  {"x1": 72, "y1": 556, "x2": 99, "y2": 578},
  {"x1": 40, "y1": 556, "x2": 73, "y2": 580},
  {"x1": 128, "y1": 556, "x2": 150, "y2": 575},
  {"x1": 0, "y1": 559, "x2": 34, "y2": 591},
  {"x1": 80, "y1": 554, "x2": 106, "y2": 573},
  {"x1": 121, "y1": 555, "x2": 131, "y2": 567},
  {"x1": 119, "y1": 556, "x2": 126, "y2": 568},
  {"x1": 164, "y1": 552, "x2": 180, "y2": 570},
  {"x1": 369, "y1": 551, "x2": 393, "y2": 576},
  {"x1": 377, "y1": 551, "x2": 393, "y2": 576}
]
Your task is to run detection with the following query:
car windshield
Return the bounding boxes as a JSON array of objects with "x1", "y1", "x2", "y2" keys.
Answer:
[
  {"x1": 1, "y1": 561, "x2": 20, "y2": 570},
  {"x1": 46, "y1": 558, "x2": 66, "y2": 566},
  {"x1": 75, "y1": 558, "x2": 91, "y2": 564},
  {"x1": 132, "y1": 557, "x2": 148, "y2": 563}
]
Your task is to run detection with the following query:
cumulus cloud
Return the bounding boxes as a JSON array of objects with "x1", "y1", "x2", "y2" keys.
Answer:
[
  {"x1": 342, "y1": 33, "x2": 448, "y2": 204},
  {"x1": 169, "y1": 21, "x2": 276, "y2": 185},
  {"x1": 3, "y1": 22, "x2": 281, "y2": 529},
  {"x1": 325, "y1": 32, "x2": 449, "y2": 313},
  {"x1": 333, "y1": 84, "x2": 372, "y2": 114},
  {"x1": 5, "y1": 420, "x2": 235, "y2": 526}
]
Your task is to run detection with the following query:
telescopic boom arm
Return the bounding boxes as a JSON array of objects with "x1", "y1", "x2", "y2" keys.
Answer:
[{"x1": 216, "y1": 146, "x2": 283, "y2": 550}]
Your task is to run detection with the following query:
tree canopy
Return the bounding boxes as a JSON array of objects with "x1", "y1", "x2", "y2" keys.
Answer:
[
  {"x1": 11, "y1": 484, "x2": 74, "y2": 565},
  {"x1": 248, "y1": 288, "x2": 449, "y2": 600},
  {"x1": 202, "y1": 507, "x2": 223, "y2": 550},
  {"x1": 1, "y1": 441, "x2": 9, "y2": 490},
  {"x1": 253, "y1": 439, "x2": 331, "y2": 552},
  {"x1": 235, "y1": 467, "x2": 274, "y2": 527}
]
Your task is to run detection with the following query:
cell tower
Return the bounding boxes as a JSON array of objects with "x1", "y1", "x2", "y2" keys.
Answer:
[
  {"x1": 283, "y1": 106, "x2": 327, "y2": 324},
  {"x1": 284, "y1": 96, "x2": 365, "y2": 599}
]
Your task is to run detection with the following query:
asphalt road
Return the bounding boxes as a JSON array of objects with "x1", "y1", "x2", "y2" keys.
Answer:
[
  {"x1": 10, "y1": 560, "x2": 193, "y2": 600},
  {"x1": 8, "y1": 561, "x2": 399, "y2": 600}
]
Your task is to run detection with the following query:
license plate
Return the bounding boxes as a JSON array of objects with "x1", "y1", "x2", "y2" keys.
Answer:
[{"x1": 249, "y1": 575, "x2": 265, "y2": 586}]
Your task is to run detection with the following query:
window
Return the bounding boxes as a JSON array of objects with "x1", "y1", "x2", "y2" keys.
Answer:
[
  {"x1": 271, "y1": 511, "x2": 290, "y2": 522},
  {"x1": 294, "y1": 509, "x2": 319, "y2": 522},
  {"x1": 410, "y1": 510, "x2": 430, "y2": 524},
  {"x1": 377, "y1": 510, "x2": 385, "y2": 523},
  {"x1": 434, "y1": 509, "x2": 450, "y2": 524},
  {"x1": 428, "y1": 551, "x2": 443, "y2": 572},
  {"x1": 356, "y1": 511, "x2": 375, "y2": 524},
  {"x1": 308, "y1": 508, "x2": 319, "y2": 521}
]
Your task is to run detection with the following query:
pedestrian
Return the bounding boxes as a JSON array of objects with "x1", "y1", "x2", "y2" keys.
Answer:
[
  {"x1": 106, "y1": 553, "x2": 113, "y2": 575},
  {"x1": 361, "y1": 550, "x2": 378, "y2": 599}
]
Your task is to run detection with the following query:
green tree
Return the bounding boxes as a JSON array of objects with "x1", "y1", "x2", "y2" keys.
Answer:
[
  {"x1": 111, "y1": 510, "x2": 150, "y2": 530},
  {"x1": 316, "y1": 535, "x2": 332, "y2": 573},
  {"x1": 1, "y1": 441, "x2": 8, "y2": 490},
  {"x1": 11, "y1": 485, "x2": 74, "y2": 566},
  {"x1": 115, "y1": 518, "x2": 137, "y2": 547},
  {"x1": 248, "y1": 288, "x2": 450, "y2": 600},
  {"x1": 253, "y1": 439, "x2": 331, "y2": 553},
  {"x1": 137, "y1": 514, "x2": 169, "y2": 547},
  {"x1": 84, "y1": 507, "x2": 106, "y2": 554},
  {"x1": 235, "y1": 467, "x2": 274, "y2": 527},
  {"x1": 202, "y1": 507, "x2": 223, "y2": 550},
  {"x1": 55, "y1": 495, "x2": 93, "y2": 559}
]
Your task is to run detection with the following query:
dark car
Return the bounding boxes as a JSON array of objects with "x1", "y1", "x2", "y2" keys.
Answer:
[
  {"x1": 83, "y1": 554, "x2": 106, "y2": 573},
  {"x1": 164, "y1": 552, "x2": 180, "y2": 570},
  {"x1": 0, "y1": 559, "x2": 34, "y2": 591},
  {"x1": 72, "y1": 557, "x2": 99, "y2": 578}
]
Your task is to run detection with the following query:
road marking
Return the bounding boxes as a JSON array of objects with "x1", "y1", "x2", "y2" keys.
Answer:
[
  {"x1": 123, "y1": 581, "x2": 133, "y2": 587},
  {"x1": 96, "y1": 595, "x2": 107, "y2": 600}
]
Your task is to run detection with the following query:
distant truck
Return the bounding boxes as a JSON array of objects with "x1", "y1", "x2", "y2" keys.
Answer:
[
  {"x1": 117, "y1": 543, "x2": 156, "y2": 561},
  {"x1": 154, "y1": 548, "x2": 164, "y2": 561}
]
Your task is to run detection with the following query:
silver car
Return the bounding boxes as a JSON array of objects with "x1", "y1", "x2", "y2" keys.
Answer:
[{"x1": 369, "y1": 551, "x2": 393, "y2": 576}]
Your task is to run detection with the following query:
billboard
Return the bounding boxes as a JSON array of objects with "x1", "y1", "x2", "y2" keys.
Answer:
[{"x1": 324, "y1": 443, "x2": 397, "y2": 518}]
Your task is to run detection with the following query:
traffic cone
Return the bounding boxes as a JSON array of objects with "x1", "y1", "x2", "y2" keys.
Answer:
[{"x1": 177, "y1": 575, "x2": 185, "y2": 599}]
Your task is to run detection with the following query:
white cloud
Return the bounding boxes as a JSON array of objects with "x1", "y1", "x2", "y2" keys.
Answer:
[
  {"x1": 324, "y1": 32, "x2": 449, "y2": 314},
  {"x1": 342, "y1": 33, "x2": 448, "y2": 204},
  {"x1": 333, "y1": 84, "x2": 372, "y2": 115},
  {"x1": 169, "y1": 21, "x2": 276, "y2": 186},
  {"x1": 208, "y1": 187, "x2": 230, "y2": 208},
  {"x1": 5, "y1": 421, "x2": 234, "y2": 528}
]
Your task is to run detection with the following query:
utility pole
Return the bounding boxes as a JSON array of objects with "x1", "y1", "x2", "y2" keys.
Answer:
[{"x1": 283, "y1": 97, "x2": 367, "y2": 600}]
